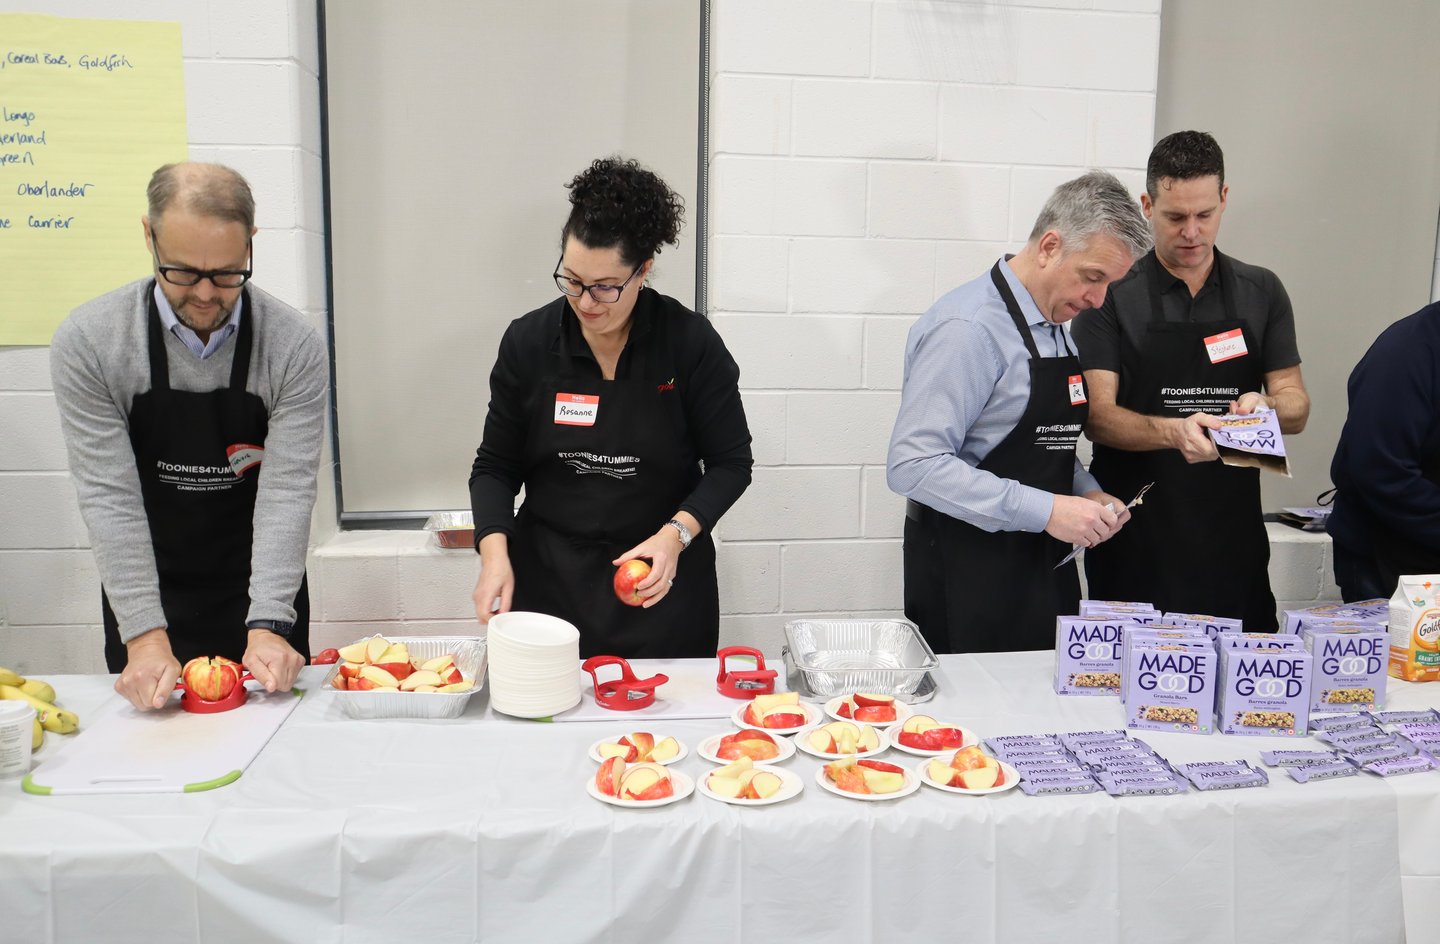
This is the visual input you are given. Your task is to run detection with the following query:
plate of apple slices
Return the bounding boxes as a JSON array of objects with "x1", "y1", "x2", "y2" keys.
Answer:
[
  {"x1": 887, "y1": 714, "x2": 978, "y2": 756},
  {"x1": 699, "y1": 757, "x2": 804, "y2": 806},
  {"x1": 588, "y1": 732, "x2": 687, "y2": 766},
  {"x1": 697, "y1": 728, "x2": 796, "y2": 765},
  {"x1": 587, "y1": 758, "x2": 695, "y2": 808},
  {"x1": 731, "y1": 692, "x2": 820, "y2": 735},
  {"x1": 794, "y1": 720, "x2": 890, "y2": 760},
  {"x1": 815, "y1": 757, "x2": 920, "y2": 801},
  {"x1": 823, "y1": 693, "x2": 913, "y2": 726},
  {"x1": 917, "y1": 747, "x2": 1019, "y2": 796}
]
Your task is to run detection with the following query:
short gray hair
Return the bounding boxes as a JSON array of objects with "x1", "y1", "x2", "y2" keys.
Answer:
[
  {"x1": 1028, "y1": 170, "x2": 1151, "y2": 261},
  {"x1": 147, "y1": 162, "x2": 255, "y2": 232}
]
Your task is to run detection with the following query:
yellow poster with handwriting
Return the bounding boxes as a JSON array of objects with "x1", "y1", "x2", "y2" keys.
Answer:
[{"x1": 0, "y1": 14, "x2": 186, "y2": 345}]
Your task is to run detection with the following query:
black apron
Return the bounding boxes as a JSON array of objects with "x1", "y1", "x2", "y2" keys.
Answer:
[
  {"x1": 102, "y1": 288, "x2": 310, "y2": 671},
  {"x1": 1085, "y1": 250, "x2": 1276, "y2": 630},
  {"x1": 903, "y1": 262, "x2": 1089, "y2": 654},
  {"x1": 509, "y1": 297, "x2": 718, "y2": 659}
]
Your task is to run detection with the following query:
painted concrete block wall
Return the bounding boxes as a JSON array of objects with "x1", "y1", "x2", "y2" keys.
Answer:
[{"x1": 1, "y1": 0, "x2": 1348, "y2": 675}]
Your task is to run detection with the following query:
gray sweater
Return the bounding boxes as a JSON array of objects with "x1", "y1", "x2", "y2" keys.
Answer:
[{"x1": 50, "y1": 279, "x2": 328, "y2": 643}]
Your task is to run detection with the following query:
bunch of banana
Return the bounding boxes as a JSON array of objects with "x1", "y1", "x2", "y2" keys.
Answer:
[{"x1": 0, "y1": 665, "x2": 79, "y2": 738}]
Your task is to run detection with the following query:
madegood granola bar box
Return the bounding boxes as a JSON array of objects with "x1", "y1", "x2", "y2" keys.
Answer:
[
  {"x1": 1164, "y1": 612, "x2": 1244, "y2": 639},
  {"x1": 1218, "y1": 647, "x2": 1312, "y2": 737},
  {"x1": 1220, "y1": 633, "x2": 1302, "y2": 652},
  {"x1": 1302, "y1": 626, "x2": 1388, "y2": 711},
  {"x1": 1054, "y1": 617, "x2": 1134, "y2": 696},
  {"x1": 1119, "y1": 626, "x2": 1209, "y2": 701},
  {"x1": 1080, "y1": 600, "x2": 1158, "y2": 618},
  {"x1": 1124, "y1": 643, "x2": 1217, "y2": 734},
  {"x1": 1282, "y1": 599, "x2": 1387, "y2": 635}
]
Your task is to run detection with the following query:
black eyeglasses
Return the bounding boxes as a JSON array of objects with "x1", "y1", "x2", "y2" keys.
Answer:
[
  {"x1": 151, "y1": 237, "x2": 253, "y2": 288},
  {"x1": 553, "y1": 257, "x2": 643, "y2": 304}
]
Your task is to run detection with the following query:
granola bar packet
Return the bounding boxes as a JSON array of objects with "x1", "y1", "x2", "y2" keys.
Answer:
[
  {"x1": 1180, "y1": 761, "x2": 1270, "y2": 791},
  {"x1": 1359, "y1": 753, "x2": 1439, "y2": 777},
  {"x1": 1282, "y1": 600, "x2": 1388, "y2": 635},
  {"x1": 1097, "y1": 771, "x2": 1189, "y2": 796},
  {"x1": 1288, "y1": 760, "x2": 1360, "y2": 783},
  {"x1": 1164, "y1": 612, "x2": 1244, "y2": 640},
  {"x1": 1019, "y1": 776, "x2": 1102, "y2": 796},
  {"x1": 1221, "y1": 633, "x2": 1304, "y2": 652},
  {"x1": 1371, "y1": 709, "x2": 1440, "y2": 726},
  {"x1": 1308, "y1": 712, "x2": 1373, "y2": 734},
  {"x1": 1259, "y1": 749, "x2": 1343, "y2": 767}
]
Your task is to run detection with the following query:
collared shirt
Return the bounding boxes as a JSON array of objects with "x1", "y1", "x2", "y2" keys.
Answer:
[
  {"x1": 886, "y1": 258, "x2": 1101, "y2": 534},
  {"x1": 152, "y1": 283, "x2": 243, "y2": 360},
  {"x1": 1071, "y1": 248, "x2": 1300, "y2": 374}
]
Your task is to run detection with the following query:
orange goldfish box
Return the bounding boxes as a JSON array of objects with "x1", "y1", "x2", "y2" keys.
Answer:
[{"x1": 1388, "y1": 575, "x2": 1440, "y2": 682}]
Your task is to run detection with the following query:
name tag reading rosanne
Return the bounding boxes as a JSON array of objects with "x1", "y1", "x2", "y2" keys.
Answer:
[
  {"x1": 554, "y1": 393, "x2": 599, "y2": 426},
  {"x1": 1067, "y1": 374, "x2": 1087, "y2": 406},
  {"x1": 1204, "y1": 328, "x2": 1248, "y2": 364}
]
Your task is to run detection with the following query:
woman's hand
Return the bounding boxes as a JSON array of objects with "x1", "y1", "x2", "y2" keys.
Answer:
[
  {"x1": 612, "y1": 526, "x2": 685, "y2": 608},
  {"x1": 474, "y1": 534, "x2": 514, "y2": 625}
]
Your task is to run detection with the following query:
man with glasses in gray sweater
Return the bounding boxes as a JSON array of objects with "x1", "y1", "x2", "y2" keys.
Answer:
[{"x1": 51, "y1": 162, "x2": 326, "y2": 710}]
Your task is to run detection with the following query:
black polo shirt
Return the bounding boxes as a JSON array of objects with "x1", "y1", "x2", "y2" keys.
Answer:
[{"x1": 1071, "y1": 248, "x2": 1302, "y2": 375}]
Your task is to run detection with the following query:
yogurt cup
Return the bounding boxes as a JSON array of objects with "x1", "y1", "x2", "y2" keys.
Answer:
[{"x1": 0, "y1": 701, "x2": 37, "y2": 779}]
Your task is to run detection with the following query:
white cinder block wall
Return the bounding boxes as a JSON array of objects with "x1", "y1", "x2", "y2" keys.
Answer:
[{"x1": 0, "y1": 0, "x2": 1351, "y2": 675}]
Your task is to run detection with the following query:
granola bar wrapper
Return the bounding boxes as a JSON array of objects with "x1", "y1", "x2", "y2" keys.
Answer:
[
  {"x1": 1058, "y1": 729, "x2": 1132, "y2": 751},
  {"x1": 1344, "y1": 742, "x2": 1417, "y2": 765},
  {"x1": 1164, "y1": 613, "x2": 1244, "y2": 640},
  {"x1": 1315, "y1": 728, "x2": 1396, "y2": 751},
  {"x1": 1079, "y1": 600, "x2": 1159, "y2": 619},
  {"x1": 1259, "y1": 749, "x2": 1343, "y2": 767},
  {"x1": 1308, "y1": 712, "x2": 1374, "y2": 733},
  {"x1": 1370, "y1": 709, "x2": 1440, "y2": 726},
  {"x1": 1097, "y1": 771, "x2": 1189, "y2": 796},
  {"x1": 985, "y1": 736, "x2": 1066, "y2": 755},
  {"x1": 1180, "y1": 762, "x2": 1270, "y2": 791},
  {"x1": 1217, "y1": 646, "x2": 1311, "y2": 737},
  {"x1": 1019, "y1": 776, "x2": 1102, "y2": 796},
  {"x1": 1209, "y1": 409, "x2": 1290, "y2": 476},
  {"x1": 1053, "y1": 617, "x2": 1131, "y2": 696},
  {"x1": 1302, "y1": 625, "x2": 1388, "y2": 712},
  {"x1": 1221, "y1": 633, "x2": 1304, "y2": 652},
  {"x1": 1288, "y1": 760, "x2": 1360, "y2": 783},
  {"x1": 1359, "y1": 753, "x2": 1439, "y2": 778}
]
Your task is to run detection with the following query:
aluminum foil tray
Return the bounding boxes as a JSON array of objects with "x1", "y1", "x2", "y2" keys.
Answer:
[
  {"x1": 423, "y1": 511, "x2": 475, "y2": 550},
  {"x1": 322, "y1": 635, "x2": 487, "y2": 720},
  {"x1": 781, "y1": 619, "x2": 938, "y2": 700}
]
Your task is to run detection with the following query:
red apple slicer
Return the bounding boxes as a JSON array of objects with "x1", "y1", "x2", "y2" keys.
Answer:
[
  {"x1": 715, "y1": 646, "x2": 777, "y2": 699},
  {"x1": 581, "y1": 656, "x2": 668, "y2": 711},
  {"x1": 174, "y1": 669, "x2": 255, "y2": 713}
]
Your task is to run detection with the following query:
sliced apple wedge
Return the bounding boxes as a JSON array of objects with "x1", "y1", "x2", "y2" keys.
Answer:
[
  {"x1": 364, "y1": 636, "x2": 389, "y2": 664},
  {"x1": 649, "y1": 736, "x2": 681, "y2": 763},
  {"x1": 852, "y1": 692, "x2": 895, "y2": 708},
  {"x1": 748, "y1": 770, "x2": 784, "y2": 799},
  {"x1": 595, "y1": 756, "x2": 625, "y2": 797},
  {"x1": 435, "y1": 681, "x2": 472, "y2": 693},
  {"x1": 358, "y1": 664, "x2": 401, "y2": 689},
  {"x1": 957, "y1": 765, "x2": 999, "y2": 790},
  {"x1": 857, "y1": 726, "x2": 881, "y2": 752},
  {"x1": 337, "y1": 640, "x2": 371, "y2": 663},
  {"x1": 421, "y1": 654, "x2": 456, "y2": 674},
  {"x1": 597, "y1": 742, "x2": 637, "y2": 762},
  {"x1": 858, "y1": 766, "x2": 906, "y2": 794},
  {"x1": 713, "y1": 756, "x2": 754, "y2": 780},
  {"x1": 927, "y1": 759, "x2": 959, "y2": 786},
  {"x1": 619, "y1": 763, "x2": 673, "y2": 801},
  {"x1": 706, "y1": 773, "x2": 746, "y2": 798},
  {"x1": 399, "y1": 669, "x2": 443, "y2": 691}
]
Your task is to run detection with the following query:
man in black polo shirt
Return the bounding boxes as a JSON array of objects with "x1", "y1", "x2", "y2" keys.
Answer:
[{"x1": 1071, "y1": 131, "x2": 1310, "y2": 631}]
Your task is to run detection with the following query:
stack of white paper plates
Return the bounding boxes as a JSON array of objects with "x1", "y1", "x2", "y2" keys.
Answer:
[{"x1": 487, "y1": 611, "x2": 582, "y2": 718}]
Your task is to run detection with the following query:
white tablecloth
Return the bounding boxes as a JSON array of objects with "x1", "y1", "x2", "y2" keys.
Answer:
[{"x1": 1, "y1": 652, "x2": 1434, "y2": 944}]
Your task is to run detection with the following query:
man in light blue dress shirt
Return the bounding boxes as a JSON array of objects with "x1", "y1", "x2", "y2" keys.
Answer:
[{"x1": 887, "y1": 171, "x2": 1151, "y2": 654}]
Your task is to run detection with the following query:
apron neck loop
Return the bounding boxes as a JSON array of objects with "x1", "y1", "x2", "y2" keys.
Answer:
[
  {"x1": 1145, "y1": 248, "x2": 1239, "y2": 326},
  {"x1": 990, "y1": 261, "x2": 1043, "y2": 360},
  {"x1": 228, "y1": 289, "x2": 254, "y2": 391},
  {"x1": 145, "y1": 282, "x2": 171, "y2": 393}
]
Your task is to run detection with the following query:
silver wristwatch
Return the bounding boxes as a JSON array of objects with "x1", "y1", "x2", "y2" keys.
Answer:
[{"x1": 665, "y1": 518, "x2": 692, "y2": 550}]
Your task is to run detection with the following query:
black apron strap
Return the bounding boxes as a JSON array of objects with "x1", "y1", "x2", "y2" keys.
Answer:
[
  {"x1": 990, "y1": 262, "x2": 1042, "y2": 359},
  {"x1": 145, "y1": 285, "x2": 171, "y2": 394},
  {"x1": 228, "y1": 289, "x2": 254, "y2": 391}
]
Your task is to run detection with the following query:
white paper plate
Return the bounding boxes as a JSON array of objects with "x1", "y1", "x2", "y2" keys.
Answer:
[
  {"x1": 696, "y1": 731, "x2": 796, "y2": 765},
  {"x1": 730, "y1": 700, "x2": 819, "y2": 736},
  {"x1": 586, "y1": 768, "x2": 694, "y2": 808},
  {"x1": 885, "y1": 724, "x2": 979, "y2": 757},
  {"x1": 793, "y1": 723, "x2": 892, "y2": 760},
  {"x1": 587, "y1": 735, "x2": 688, "y2": 766},
  {"x1": 917, "y1": 759, "x2": 1020, "y2": 796},
  {"x1": 822, "y1": 695, "x2": 914, "y2": 726},
  {"x1": 697, "y1": 765, "x2": 804, "y2": 806},
  {"x1": 813, "y1": 763, "x2": 920, "y2": 801}
]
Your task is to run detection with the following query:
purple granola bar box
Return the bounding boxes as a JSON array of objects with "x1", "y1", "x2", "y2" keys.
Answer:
[
  {"x1": 1119, "y1": 627, "x2": 1209, "y2": 702},
  {"x1": 1124, "y1": 643, "x2": 1217, "y2": 734},
  {"x1": 1164, "y1": 612, "x2": 1244, "y2": 640},
  {"x1": 1220, "y1": 633, "x2": 1303, "y2": 652},
  {"x1": 1281, "y1": 600, "x2": 1388, "y2": 635},
  {"x1": 1302, "y1": 626, "x2": 1388, "y2": 712},
  {"x1": 1218, "y1": 647, "x2": 1312, "y2": 737},
  {"x1": 1053, "y1": 617, "x2": 1134, "y2": 696}
]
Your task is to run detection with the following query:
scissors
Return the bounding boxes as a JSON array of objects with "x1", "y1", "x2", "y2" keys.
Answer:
[{"x1": 1054, "y1": 482, "x2": 1153, "y2": 569}]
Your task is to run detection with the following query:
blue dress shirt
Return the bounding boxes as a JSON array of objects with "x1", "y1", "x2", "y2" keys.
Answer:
[
  {"x1": 153, "y1": 283, "x2": 243, "y2": 360},
  {"x1": 887, "y1": 258, "x2": 1101, "y2": 534}
]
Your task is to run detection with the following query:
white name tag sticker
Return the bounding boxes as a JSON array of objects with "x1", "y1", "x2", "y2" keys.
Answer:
[
  {"x1": 1067, "y1": 374, "x2": 1087, "y2": 406},
  {"x1": 226, "y1": 443, "x2": 264, "y2": 477},
  {"x1": 1204, "y1": 328, "x2": 1248, "y2": 364},
  {"x1": 554, "y1": 393, "x2": 599, "y2": 426}
]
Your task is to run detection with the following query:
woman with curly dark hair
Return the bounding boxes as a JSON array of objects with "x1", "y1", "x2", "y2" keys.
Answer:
[{"x1": 468, "y1": 157, "x2": 753, "y2": 658}]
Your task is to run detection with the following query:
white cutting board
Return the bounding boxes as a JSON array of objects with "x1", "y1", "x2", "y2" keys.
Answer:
[
  {"x1": 544, "y1": 658, "x2": 786, "y2": 722},
  {"x1": 23, "y1": 685, "x2": 301, "y2": 795}
]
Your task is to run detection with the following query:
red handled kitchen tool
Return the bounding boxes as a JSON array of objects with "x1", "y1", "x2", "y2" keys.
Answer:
[
  {"x1": 581, "y1": 656, "x2": 669, "y2": 711},
  {"x1": 174, "y1": 666, "x2": 255, "y2": 714},
  {"x1": 715, "y1": 646, "x2": 777, "y2": 699}
]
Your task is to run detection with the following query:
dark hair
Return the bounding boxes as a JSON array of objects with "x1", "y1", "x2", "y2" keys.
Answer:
[
  {"x1": 1146, "y1": 131, "x2": 1225, "y2": 198},
  {"x1": 561, "y1": 157, "x2": 684, "y2": 266},
  {"x1": 147, "y1": 162, "x2": 255, "y2": 232}
]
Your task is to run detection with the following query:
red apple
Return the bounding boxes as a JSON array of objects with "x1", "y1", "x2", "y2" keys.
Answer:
[
  {"x1": 853, "y1": 705, "x2": 898, "y2": 724},
  {"x1": 956, "y1": 765, "x2": 999, "y2": 790},
  {"x1": 857, "y1": 759, "x2": 905, "y2": 775},
  {"x1": 181, "y1": 656, "x2": 241, "y2": 702},
  {"x1": 836, "y1": 700, "x2": 854, "y2": 719},
  {"x1": 595, "y1": 756, "x2": 625, "y2": 797},
  {"x1": 852, "y1": 693, "x2": 896, "y2": 709},
  {"x1": 949, "y1": 746, "x2": 990, "y2": 771},
  {"x1": 312, "y1": 648, "x2": 340, "y2": 665},
  {"x1": 613, "y1": 559, "x2": 652, "y2": 606},
  {"x1": 761, "y1": 707, "x2": 806, "y2": 729},
  {"x1": 373, "y1": 662, "x2": 414, "y2": 682},
  {"x1": 330, "y1": 674, "x2": 348, "y2": 690},
  {"x1": 823, "y1": 759, "x2": 871, "y2": 795}
]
